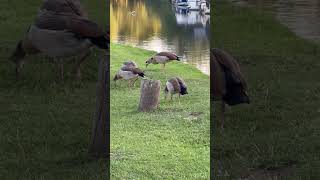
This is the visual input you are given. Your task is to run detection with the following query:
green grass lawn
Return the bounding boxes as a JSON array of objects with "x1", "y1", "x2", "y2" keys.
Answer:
[
  {"x1": 212, "y1": 0, "x2": 320, "y2": 179},
  {"x1": 0, "y1": 0, "x2": 108, "y2": 179},
  {"x1": 110, "y1": 44, "x2": 210, "y2": 179}
]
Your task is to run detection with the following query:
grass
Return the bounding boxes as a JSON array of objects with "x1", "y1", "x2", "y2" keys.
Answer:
[
  {"x1": 0, "y1": 0, "x2": 108, "y2": 179},
  {"x1": 110, "y1": 44, "x2": 210, "y2": 179},
  {"x1": 212, "y1": 0, "x2": 320, "y2": 179}
]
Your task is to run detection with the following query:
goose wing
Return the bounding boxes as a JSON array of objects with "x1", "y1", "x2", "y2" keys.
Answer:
[
  {"x1": 121, "y1": 67, "x2": 144, "y2": 77},
  {"x1": 156, "y1": 52, "x2": 178, "y2": 60},
  {"x1": 211, "y1": 51, "x2": 226, "y2": 99},
  {"x1": 34, "y1": 14, "x2": 109, "y2": 49},
  {"x1": 211, "y1": 48, "x2": 247, "y2": 90},
  {"x1": 41, "y1": 0, "x2": 88, "y2": 17},
  {"x1": 122, "y1": 61, "x2": 137, "y2": 68},
  {"x1": 167, "y1": 78, "x2": 180, "y2": 92},
  {"x1": 175, "y1": 77, "x2": 186, "y2": 88}
]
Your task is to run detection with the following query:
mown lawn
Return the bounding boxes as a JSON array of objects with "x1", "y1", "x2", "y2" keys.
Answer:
[
  {"x1": 0, "y1": 0, "x2": 108, "y2": 179},
  {"x1": 212, "y1": 0, "x2": 320, "y2": 179},
  {"x1": 110, "y1": 44, "x2": 210, "y2": 179}
]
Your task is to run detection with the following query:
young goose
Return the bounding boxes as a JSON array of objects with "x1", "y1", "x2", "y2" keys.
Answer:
[
  {"x1": 146, "y1": 52, "x2": 180, "y2": 69},
  {"x1": 10, "y1": 0, "x2": 109, "y2": 80},
  {"x1": 164, "y1": 77, "x2": 188, "y2": 100},
  {"x1": 114, "y1": 61, "x2": 145, "y2": 88},
  {"x1": 211, "y1": 48, "x2": 250, "y2": 129}
]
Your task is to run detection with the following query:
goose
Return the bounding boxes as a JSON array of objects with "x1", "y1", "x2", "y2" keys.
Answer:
[
  {"x1": 164, "y1": 77, "x2": 188, "y2": 100},
  {"x1": 114, "y1": 61, "x2": 145, "y2": 88},
  {"x1": 211, "y1": 48, "x2": 250, "y2": 129},
  {"x1": 145, "y1": 52, "x2": 180, "y2": 69},
  {"x1": 10, "y1": 0, "x2": 109, "y2": 80}
]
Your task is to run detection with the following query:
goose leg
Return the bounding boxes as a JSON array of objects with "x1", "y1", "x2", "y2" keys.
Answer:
[
  {"x1": 221, "y1": 101, "x2": 225, "y2": 129},
  {"x1": 132, "y1": 76, "x2": 138, "y2": 87},
  {"x1": 128, "y1": 80, "x2": 132, "y2": 89}
]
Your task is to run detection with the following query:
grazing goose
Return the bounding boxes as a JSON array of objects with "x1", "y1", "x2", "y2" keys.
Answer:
[
  {"x1": 211, "y1": 48, "x2": 250, "y2": 129},
  {"x1": 114, "y1": 61, "x2": 145, "y2": 88},
  {"x1": 164, "y1": 77, "x2": 188, "y2": 100},
  {"x1": 10, "y1": 0, "x2": 109, "y2": 80},
  {"x1": 146, "y1": 52, "x2": 180, "y2": 69}
]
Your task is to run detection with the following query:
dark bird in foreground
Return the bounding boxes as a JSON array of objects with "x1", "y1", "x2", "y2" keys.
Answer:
[
  {"x1": 10, "y1": 0, "x2": 109, "y2": 80},
  {"x1": 113, "y1": 61, "x2": 145, "y2": 88},
  {"x1": 164, "y1": 77, "x2": 188, "y2": 100},
  {"x1": 211, "y1": 48, "x2": 250, "y2": 129},
  {"x1": 146, "y1": 52, "x2": 180, "y2": 69}
]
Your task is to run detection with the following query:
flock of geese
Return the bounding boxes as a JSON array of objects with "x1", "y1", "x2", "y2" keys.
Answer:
[
  {"x1": 113, "y1": 51, "x2": 188, "y2": 100},
  {"x1": 9, "y1": 0, "x2": 250, "y2": 127}
]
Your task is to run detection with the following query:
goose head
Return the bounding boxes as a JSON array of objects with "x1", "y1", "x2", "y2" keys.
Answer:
[
  {"x1": 145, "y1": 57, "x2": 153, "y2": 68},
  {"x1": 180, "y1": 85, "x2": 188, "y2": 95}
]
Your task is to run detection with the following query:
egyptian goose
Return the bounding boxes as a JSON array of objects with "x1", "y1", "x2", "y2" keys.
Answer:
[
  {"x1": 10, "y1": 0, "x2": 109, "y2": 80},
  {"x1": 211, "y1": 48, "x2": 250, "y2": 129},
  {"x1": 145, "y1": 52, "x2": 180, "y2": 69},
  {"x1": 114, "y1": 61, "x2": 145, "y2": 88},
  {"x1": 164, "y1": 77, "x2": 188, "y2": 100}
]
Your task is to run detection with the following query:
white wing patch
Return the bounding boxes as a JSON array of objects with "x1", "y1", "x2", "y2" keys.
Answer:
[{"x1": 166, "y1": 81, "x2": 174, "y2": 94}]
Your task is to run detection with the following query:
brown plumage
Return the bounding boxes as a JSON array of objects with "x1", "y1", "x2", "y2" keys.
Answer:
[
  {"x1": 10, "y1": 0, "x2": 109, "y2": 80},
  {"x1": 211, "y1": 48, "x2": 250, "y2": 129},
  {"x1": 156, "y1": 52, "x2": 180, "y2": 60},
  {"x1": 164, "y1": 77, "x2": 188, "y2": 100},
  {"x1": 41, "y1": 0, "x2": 88, "y2": 17}
]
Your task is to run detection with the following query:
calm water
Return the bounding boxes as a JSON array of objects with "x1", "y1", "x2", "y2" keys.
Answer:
[
  {"x1": 110, "y1": 0, "x2": 210, "y2": 75},
  {"x1": 230, "y1": 0, "x2": 320, "y2": 43}
]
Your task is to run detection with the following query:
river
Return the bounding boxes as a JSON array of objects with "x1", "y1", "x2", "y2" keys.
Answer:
[{"x1": 110, "y1": 0, "x2": 210, "y2": 75}]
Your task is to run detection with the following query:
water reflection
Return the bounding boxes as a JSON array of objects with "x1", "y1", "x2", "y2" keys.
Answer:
[
  {"x1": 110, "y1": 0, "x2": 210, "y2": 75},
  {"x1": 230, "y1": 0, "x2": 320, "y2": 43}
]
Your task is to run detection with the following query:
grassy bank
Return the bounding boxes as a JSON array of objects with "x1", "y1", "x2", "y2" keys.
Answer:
[
  {"x1": 110, "y1": 44, "x2": 210, "y2": 179},
  {"x1": 212, "y1": 0, "x2": 320, "y2": 179},
  {"x1": 0, "y1": 0, "x2": 108, "y2": 179}
]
